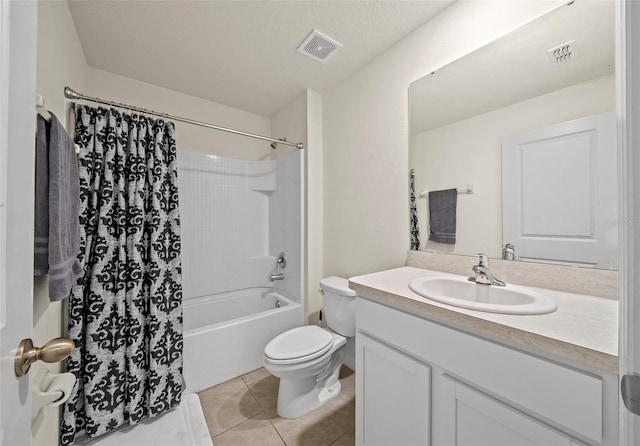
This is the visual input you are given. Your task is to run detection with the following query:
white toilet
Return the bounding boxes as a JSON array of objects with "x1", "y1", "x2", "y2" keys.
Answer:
[{"x1": 263, "y1": 276, "x2": 355, "y2": 418}]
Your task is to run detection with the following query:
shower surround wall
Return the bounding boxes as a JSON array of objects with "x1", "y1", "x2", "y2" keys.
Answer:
[
  {"x1": 177, "y1": 150, "x2": 303, "y2": 390},
  {"x1": 178, "y1": 150, "x2": 302, "y2": 299}
]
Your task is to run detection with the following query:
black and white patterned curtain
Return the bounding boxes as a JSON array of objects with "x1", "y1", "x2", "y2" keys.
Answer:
[
  {"x1": 410, "y1": 169, "x2": 420, "y2": 250},
  {"x1": 61, "y1": 104, "x2": 184, "y2": 445}
]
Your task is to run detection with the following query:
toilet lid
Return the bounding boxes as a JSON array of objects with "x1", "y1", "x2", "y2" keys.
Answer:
[{"x1": 265, "y1": 325, "x2": 333, "y2": 362}]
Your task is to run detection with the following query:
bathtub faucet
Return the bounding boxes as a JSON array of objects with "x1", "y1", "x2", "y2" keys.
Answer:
[{"x1": 269, "y1": 273, "x2": 284, "y2": 282}]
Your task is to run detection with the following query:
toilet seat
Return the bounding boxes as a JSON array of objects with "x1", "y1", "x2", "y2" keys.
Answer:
[{"x1": 264, "y1": 326, "x2": 334, "y2": 365}]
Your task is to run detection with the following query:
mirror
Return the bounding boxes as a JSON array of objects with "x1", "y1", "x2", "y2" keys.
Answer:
[{"x1": 409, "y1": 1, "x2": 617, "y2": 270}]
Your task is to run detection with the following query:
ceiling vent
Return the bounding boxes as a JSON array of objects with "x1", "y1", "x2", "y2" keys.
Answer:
[
  {"x1": 297, "y1": 29, "x2": 342, "y2": 63},
  {"x1": 547, "y1": 40, "x2": 579, "y2": 64}
]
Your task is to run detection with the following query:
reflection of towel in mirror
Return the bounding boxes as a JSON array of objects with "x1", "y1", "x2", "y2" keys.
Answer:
[
  {"x1": 34, "y1": 113, "x2": 82, "y2": 301},
  {"x1": 428, "y1": 188, "x2": 457, "y2": 245}
]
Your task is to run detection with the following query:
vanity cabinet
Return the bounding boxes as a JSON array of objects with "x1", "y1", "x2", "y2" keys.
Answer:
[
  {"x1": 355, "y1": 297, "x2": 617, "y2": 446},
  {"x1": 438, "y1": 377, "x2": 581, "y2": 446},
  {"x1": 358, "y1": 334, "x2": 431, "y2": 445}
]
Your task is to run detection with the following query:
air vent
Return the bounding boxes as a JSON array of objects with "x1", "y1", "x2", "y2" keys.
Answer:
[
  {"x1": 297, "y1": 29, "x2": 342, "y2": 63},
  {"x1": 547, "y1": 40, "x2": 579, "y2": 64}
]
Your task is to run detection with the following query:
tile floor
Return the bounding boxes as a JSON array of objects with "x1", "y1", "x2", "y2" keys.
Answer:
[{"x1": 198, "y1": 366, "x2": 355, "y2": 446}]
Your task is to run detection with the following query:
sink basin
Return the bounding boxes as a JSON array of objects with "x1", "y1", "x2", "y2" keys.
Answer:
[{"x1": 408, "y1": 276, "x2": 557, "y2": 315}]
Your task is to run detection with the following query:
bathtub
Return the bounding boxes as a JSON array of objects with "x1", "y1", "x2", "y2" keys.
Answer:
[{"x1": 183, "y1": 287, "x2": 302, "y2": 393}]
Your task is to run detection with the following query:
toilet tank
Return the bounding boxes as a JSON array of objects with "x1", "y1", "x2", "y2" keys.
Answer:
[{"x1": 320, "y1": 276, "x2": 356, "y2": 337}]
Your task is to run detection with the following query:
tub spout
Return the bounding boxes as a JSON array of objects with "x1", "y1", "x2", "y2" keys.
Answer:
[{"x1": 270, "y1": 273, "x2": 284, "y2": 282}]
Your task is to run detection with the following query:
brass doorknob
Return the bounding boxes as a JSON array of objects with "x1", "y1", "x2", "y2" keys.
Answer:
[{"x1": 14, "y1": 337, "x2": 74, "y2": 377}]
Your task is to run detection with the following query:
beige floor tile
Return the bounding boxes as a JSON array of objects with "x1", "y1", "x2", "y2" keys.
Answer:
[
  {"x1": 329, "y1": 429, "x2": 356, "y2": 446},
  {"x1": 213, "y1": 412, "x2": 286, "y2": 446},
  {"x1": 338, "y1": 365, "x2": 354, "y2": 380},
  {"x1": 338, "y1": 366, "x2": 355, "y2": 405},
  {"x1": 266, "y1": 394, "x2": 355, "y2": 446},
  {"x1": 242, "y1": 367, "x2": 280, "y2": 410},
  {"x1": 241, "y1": 367, "x2": 271, "y2": 386},
  {"x1": 198, "y1": 377, "x2": 263, "y2": 437}
]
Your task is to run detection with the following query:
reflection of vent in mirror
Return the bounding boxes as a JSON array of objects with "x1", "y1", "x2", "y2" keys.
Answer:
[
  {"x1": 297, "y1": 29, "x2": 342, "y2": 63},
  {"x1": 547, "y1": 40, "x2": 578, "y2": 64}
]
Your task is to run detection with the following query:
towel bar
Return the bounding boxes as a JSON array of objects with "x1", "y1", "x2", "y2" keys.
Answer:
[{"x1": 419, "y1": 184, "x2": 474, "y2": 199}]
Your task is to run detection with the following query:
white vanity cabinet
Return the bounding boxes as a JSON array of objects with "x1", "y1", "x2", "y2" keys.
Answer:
[
  {"x1": 355, "y1": 297, "x2": 618, "y2": 446},
  {"x1": 358, "y1": 334, "x2": 431, "y2": 445},
  {"x1": 437, "y1": 377, "x2": 580, "y2": 446}
]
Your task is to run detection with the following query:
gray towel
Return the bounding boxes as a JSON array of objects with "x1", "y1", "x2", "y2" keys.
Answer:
[
  {"x1": 34, "y1": 116, "x2": 49, "y2": 273},
  {"x1": 34, "y1": 113, "x2": 82, "y2": 301},
  {"x1": 428, "y1": 188, "x2": 457, "y2": 245}
]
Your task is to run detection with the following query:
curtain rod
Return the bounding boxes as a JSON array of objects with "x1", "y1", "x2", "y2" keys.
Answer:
[{"x1": 63, "y1": 86, "x2": 304, "y2": 150}]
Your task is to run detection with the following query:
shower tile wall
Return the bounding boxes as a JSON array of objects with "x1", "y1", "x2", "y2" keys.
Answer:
[
  {"x1": 178, "y1": 151, "x2": 301, "y2": 301},
  {"x1": 269, "y1": 151, "x2": 303, "y2": 300}
]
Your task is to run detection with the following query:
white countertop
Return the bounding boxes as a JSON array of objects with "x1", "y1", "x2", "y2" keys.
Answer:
[{"x1": 349, "y1": 266, "x2": 619, "y2": 374}]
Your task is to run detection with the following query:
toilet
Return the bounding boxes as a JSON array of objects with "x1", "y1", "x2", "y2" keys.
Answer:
[{"x1": 263, "y1": 276, "x2": 356, "y2": 418}]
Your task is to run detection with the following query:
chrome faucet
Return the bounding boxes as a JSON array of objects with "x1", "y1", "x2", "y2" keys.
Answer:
[
  {"x1": 270, "y1": 252, "x2": 286, "y2": 282},
  {"x1": 269, "y1": 273, "x2": 284, "y2": 282},
  {"x1": 502, "y1": 243, "x2": 516, "y2": 261},
  {"x1": 470, "y1": 254, "x2": 505, "y2": 287},
  {"x1": 276, "y1": 252, "x2": 287, "y2": 269}
]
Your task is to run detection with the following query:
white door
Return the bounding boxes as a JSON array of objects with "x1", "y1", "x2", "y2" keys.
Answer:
[
  {"x1": 502, "y1": 112, "x2": 617, "y2": 269},
  {"x1": 619, "y1": 0, "x2": 640, "y2": 444},
  {"x1": 0, "y1": 1, "x2": 38, "y2": 444}
]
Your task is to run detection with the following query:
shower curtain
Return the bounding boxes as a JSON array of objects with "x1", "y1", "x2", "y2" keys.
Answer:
[
  {"x1": 61, "y1": 104, "x2": 184, "y2": 445},
  {"x1": 410, "y1": 169, "x2": 420, "y2": 250}
]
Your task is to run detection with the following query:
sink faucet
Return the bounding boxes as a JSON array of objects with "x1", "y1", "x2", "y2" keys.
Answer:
[{"x1": 470, "y1": 254, "x2": 505, "y2": 287}]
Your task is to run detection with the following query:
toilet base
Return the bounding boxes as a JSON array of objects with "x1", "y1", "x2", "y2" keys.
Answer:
[
  {"x1": 276, "y1": 377, "x2": 342, "y2": 419},
  {"x1": 275, "y1": 347, "x2": 345, "y2": 419}
]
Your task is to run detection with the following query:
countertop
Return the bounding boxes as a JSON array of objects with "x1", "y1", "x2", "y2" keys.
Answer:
[{"x1": 349, "y1": 266, "x2": 619, "y2": 374}]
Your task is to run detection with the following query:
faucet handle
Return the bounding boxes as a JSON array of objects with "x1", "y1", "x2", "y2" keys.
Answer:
[
  {"x1": 276, "y1": 252, "x2": 287, "y2": 269},
  {"x1": 475, "y1": 253, "x2": 489, "y2": 267}
]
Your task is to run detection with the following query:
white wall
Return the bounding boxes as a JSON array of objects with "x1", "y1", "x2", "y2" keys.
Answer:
[
  {"x1": 269, "y1": 151, "x2": 303, "y2": 301},
  {"x1": 271, "y1": 92, "x2": 307, "y2": 160},
  {"x1": 322, "y1": 0, "x2": 566, "y2": 279},
  {"x1": 271, "y1": 92, "x2": 307, "y2": 309},
  {"x1": 87, "y1": 67, "x2": 271, "y2": 160},
  {"x1": 34, "y1": 2, "x2": 88, "y2": 444},
  {"x1": 271, "y1": 90, "x2": 324, "y2": 324},
  {"x1": 411, "y1": 73, "x2": 615, "y2": 258},
  {"x1": 305, "y1": 91, "x2": 323, "y2": 325}
]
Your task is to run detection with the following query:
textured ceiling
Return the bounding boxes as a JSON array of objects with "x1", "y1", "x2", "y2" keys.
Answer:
[{"x1": 68, "y1": 0, "x2": 453, "y2": 117}]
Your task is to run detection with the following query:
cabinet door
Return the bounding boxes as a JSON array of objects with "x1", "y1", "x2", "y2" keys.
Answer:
[
  {"x1": 442, "y1": 377, "x2": 573, "y2": 446},
  {"x1": 356, "y1": 333, "x2": 431, "y2": 446}
]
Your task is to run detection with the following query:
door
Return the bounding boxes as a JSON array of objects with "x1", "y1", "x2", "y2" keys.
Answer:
[
  {"x1": 502, "y1": 112, "x2": 617, "y2": 269},
  {"x1": 0, "y1": 1, "x2": 38, "y2": 444},
  {"x1": 619, "y1": 0, "x2": 640, "y2": 444},
  {"x1": 356, "y1": 333, "x2": 431, "y2": 446}
]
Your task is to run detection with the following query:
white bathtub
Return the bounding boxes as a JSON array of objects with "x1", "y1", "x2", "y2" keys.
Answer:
[{"x1": 183, "y1": 287, "x2": 302, "y2": 393}]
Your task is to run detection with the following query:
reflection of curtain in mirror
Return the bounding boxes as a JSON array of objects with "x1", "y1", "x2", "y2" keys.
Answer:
[{"x1": 409, "y1": 169, "x2": 420, "y2": 250}]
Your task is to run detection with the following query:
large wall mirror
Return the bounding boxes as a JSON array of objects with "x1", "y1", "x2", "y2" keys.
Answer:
[{"x1": 409, "y1": 0, "x2": 617, "y2": 270}]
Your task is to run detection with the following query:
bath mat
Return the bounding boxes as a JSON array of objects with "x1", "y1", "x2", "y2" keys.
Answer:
[{"x1": 80, "y1": 394, "x2": 213, "y2": 446}]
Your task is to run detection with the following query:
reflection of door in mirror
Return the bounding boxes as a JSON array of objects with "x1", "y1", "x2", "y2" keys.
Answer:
[
  {"x1": 408, "y1": 0, "x2": 616, "y2": 269},
  {"x1": 502, "y1": 112, "x2": 617, "y2": 269}
]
